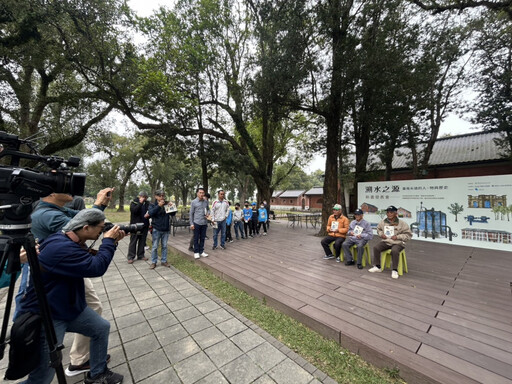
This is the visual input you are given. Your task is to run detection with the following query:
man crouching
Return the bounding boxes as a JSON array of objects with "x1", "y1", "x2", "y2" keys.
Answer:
[{"x1": 17, "y1": 209, "x2": 125, "y2": 384}]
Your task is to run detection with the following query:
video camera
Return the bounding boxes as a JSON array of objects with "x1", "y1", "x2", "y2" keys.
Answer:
[
  {"x1": 0, "y1": 131, "x2": 85, "y2": 231},
  {"x1": 103, "y1": 222, "x2": 145, "y2": 234}
]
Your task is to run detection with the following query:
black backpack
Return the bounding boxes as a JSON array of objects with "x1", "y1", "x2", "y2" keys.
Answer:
[{"x1": 4, "y1": 312, "x2": 42, "y2": 380}]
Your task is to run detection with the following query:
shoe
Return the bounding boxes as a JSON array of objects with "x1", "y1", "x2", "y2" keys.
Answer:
[
  {"x1": 84, "y1": 368, "x2": 123, "y2": 384},
  {"x1": 65, "y1": 354, "x2": 111, "y2": 377},
  {"x1": 200, "y1": 252, "x2": 209, "y2": 257},
  {"x1": 127, "y1": 259, "x2": 134, "y2": 264},
  {"x1": 137, "y1": 257, "x2": 148, "y2": 261},
  {"x1": 194, "y1": 253, "x2": 200, "y2": 259},
  {"x1": 212, "y1": 246, "x2": 217, "y2": 250},
  {"x1": 345, "y1": 260, "x2": 355, "y2": 266},
  {"x1": 229, "y1": 239, "x2": 234, "y2": 243},
  {"x1": 205, "y1": 236, "x2": 209, "y2": 240},
  {"x1": 249, "y1": 235, "x2": 254, "y2": 238},
  {"x1": 236, "y1": 238, "x2": 239, "y2": 240},
  {"x1": 161, "y1": 262, "x2": 170, "y2": 268},
  {"x1": 323, "y1": 254, "x2": 335, "y2": 260},
  {"x1": 242, "y1": 237, "x2": 246, "y2": 239},
  {"x1": 219, "y1": 246, "x2": 226, "y2": 250},
  {"x1": 188, "y1": 246, "x2": 194, "y2": 251},
  {"x1": 335, "y1": 257, "x2": 340, "y2": 263},
  {"x1": 263, "y1": 233, "x2": 267, "y2": 236},
  {"x1": 357, "y1": 264, "x2": 363, "y2": 269},
  {"x1": 149, "y1": 263, "x2": 156, "y2": 269},
  {"x1": 391, "y1": 270, "x2": 399, "y2": 279},
  {"x1": 369, "y1": 266, "x2": 382, "y2": 273}
]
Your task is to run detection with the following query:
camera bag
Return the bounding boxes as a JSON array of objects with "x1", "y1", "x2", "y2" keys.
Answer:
[{"x1": 4, "y1": 311, "x2": 42, "y2": 380}]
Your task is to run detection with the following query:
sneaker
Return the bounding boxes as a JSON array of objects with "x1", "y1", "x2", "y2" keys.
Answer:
[
  {"x1": 263, "y1": 233, "x2": 267, "y2": 236},
  {"x1": 212, "y1": 246, "x2": 217, "y2": 250},
  {"x1": 249, "y1": 235, "x2": 254, "y2": 238},
  {"x1": 335, "y1": 257, "x2": 340, "y2": 263},
  {"x1": 127, "y1": 259, "x2": 134, "y2": 264},
  {"x1": 200, "y1": 252, "x2": 209, "y2": 257},
  {"x1": 229, "y1": 239, "x2": 234, "y2": 243},
  {"x1": 161, "y1": 262, "x2": 170, "y2": 268},
  {"x1": 219, "y1": 246, "x2": 226, "y2": 250},
  {"x1": 345, "y1": 260, "x2": 355, "y2": 266},
  {"x1": 149, "y1": 263, "x2": 156, "y2": 269},
  {"x1": 194, "y1": 253, "x2": 200, "y2": 259},
  {"x1": 357, "y1": 264, "x2": 363, "y2": 270},
  {"x1": 323, "y1": 254, "x2": 335, "y2": 260},
  {"x1": 84, "y1": 368, "x2": 123, "y2": 384},
  {"x1": 368, "y1": 266, "x2": 382, "y2": 273},
  {"x1": 65, "y1": 355, "x2": 111, "y2": 377},
  {"x1": 391, "y1": 270, "x2": 399, "y2": 279}
]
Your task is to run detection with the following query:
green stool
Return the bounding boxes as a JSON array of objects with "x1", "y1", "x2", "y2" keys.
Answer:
[
  {"x1": 329, "y1": 241, "x2": 344, "y2": 261},
  {"x1": 350, "y1": 243, "x2": 371, "y2": 267},
  {"x1": 380, "y1": 249, "x2": 408, "y2": 275}
]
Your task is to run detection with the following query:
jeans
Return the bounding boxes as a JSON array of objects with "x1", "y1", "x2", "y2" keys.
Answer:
[
  {"x1": 213, "y1": 220, "x2": 227, "y2": 247},
  {"x1": 151, "y1": 229, "x2": 169, "y2": 264},
  {"x1": 21, "y1": 307, "x2": 110, "y2": 384},
  {"x1": 342, "y1": 238, "x2": 368, "y2": 264},
  {"x1": 13, "y1": 263, "x2": 30, "y2": 321},
  {"x1": 234, "y1": 221, "x2": 244, "y2": 239},
  {"x1": 193, "y1": 224, "x2": 208, "y2": 253}
]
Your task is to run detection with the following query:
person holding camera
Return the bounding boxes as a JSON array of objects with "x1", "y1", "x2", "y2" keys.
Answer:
[
  {"x1": 148, "y1": 190, "x2": 173, "y2": 269},
  {"x1": 17, "y1": 208, "x2": 125, "y2": 384},
  {"x1": 127, "y1": 191, "x2": 150, "y2": 264},
  {"x1": 14, "y1": 187, "x2": 113, "y2": 377}
]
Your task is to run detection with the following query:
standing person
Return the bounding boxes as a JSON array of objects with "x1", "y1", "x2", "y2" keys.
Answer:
[
  {"x1": 250, "y1": 202, "x2": 259, "y2": 236},
  {"x1": 148, "y1": 190, "x2": 173, "y2": 269},
  {"x1": 211, "y1": 190, "x2": 230, "y2": 250},
  {"x1": 257, "y1": 203, "x2": 268, "y2": 236},
  {"x1": 263, "y1": 199, "x2": 271, "y2": 230},
  {"x1": 225, "y1": 202, "x2": 234, "y2": 243},
  {"x1": 320, "y1": 204, "x2": 349, "y2": 261},
  {"x1": 127, "y1": 191, "x2": 150, "y2": 264},
  {"x1": 341, "y1": 208, "x2": 373, "y2": 269},
  {"x1": 15, "y1": 188, "x2": 113, "y2": 378},
  {"x1": 17, "y1": 209, "x2": 125, "y2": 384},
  {"x1": 242, "y1": 201, "x2": 253, "y2": 238},
  {"x1": 369, "y1": 205, "x2": 412, "y2": 279},
  {"x1": 190, "y1": 187, "x2": 210, "y2": 259},
  {"x1": 233, "y1": 203, "x2": 245, "y2": 240}
]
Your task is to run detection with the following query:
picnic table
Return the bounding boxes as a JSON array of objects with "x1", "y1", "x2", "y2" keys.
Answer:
[{"x1": 286, "y1": 213, "x2": 322, "y2": 229}]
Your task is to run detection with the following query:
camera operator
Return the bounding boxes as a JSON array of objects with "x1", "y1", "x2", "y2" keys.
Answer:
[
  {"x1": 14, "y1": 187, "x2": 113, "y2": 377},
  {"x1": 17, "y1": 208, "x2": 125, "y2": 384},
  {"x1": 127, "y1": 191, "x2": 150, "y2": 264},
  {"x1": 148, "y1": 190, "x2": 174, "y2": 269}
]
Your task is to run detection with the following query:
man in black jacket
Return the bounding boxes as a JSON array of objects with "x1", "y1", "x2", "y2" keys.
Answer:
[{"x1": 127, "y1": 191, "x2": 150, "y2": 264}]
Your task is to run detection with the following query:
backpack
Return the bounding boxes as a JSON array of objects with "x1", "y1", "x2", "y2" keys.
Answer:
[{"x1": 4, "y1": 312, "x2": 42, "y2": 380}]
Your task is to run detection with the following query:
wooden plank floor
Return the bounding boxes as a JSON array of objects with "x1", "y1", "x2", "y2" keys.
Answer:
[{"x1": 167, "y1": 220, "x2": 512, "y2": 384}]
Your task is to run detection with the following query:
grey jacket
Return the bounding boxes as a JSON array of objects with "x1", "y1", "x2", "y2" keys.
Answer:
[{"x1": 190, "y1": 197, "x2": 209, "y2": 226}]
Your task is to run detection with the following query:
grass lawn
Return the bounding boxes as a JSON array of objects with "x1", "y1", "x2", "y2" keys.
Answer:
[{"x1": 108, "y1": 211, "x2": 405, "y2": 384}]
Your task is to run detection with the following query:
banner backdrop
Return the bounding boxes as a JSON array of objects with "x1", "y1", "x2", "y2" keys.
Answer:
[{"x1": 358, "y1": 175, "x2": 512, "y2": 252}]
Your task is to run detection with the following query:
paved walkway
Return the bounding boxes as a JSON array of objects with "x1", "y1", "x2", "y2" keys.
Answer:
[{"x1": 0, "y1": 237, "x2": 336, "y2": 384}]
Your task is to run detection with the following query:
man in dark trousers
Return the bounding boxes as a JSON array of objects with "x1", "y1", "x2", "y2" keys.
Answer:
[{"x1": 127, "y1": 191, "x2": 150, "y2": 264}]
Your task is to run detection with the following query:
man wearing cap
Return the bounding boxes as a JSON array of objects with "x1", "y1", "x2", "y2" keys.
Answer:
[
  {"x1": 369, "y1": 205, "x2": 412, "y2": 279},
  {"x1": 17, "y1": 209, "x2": 125, "y2": 384},
  {"x1": 190, "y1": 187, "x2": 210, "y2": 259},
  {"x1": 148, "y1": 190, "x2": 174, "y2": 269},
  {"x1": 127, "y1": 191, "x2": 150, "y2": 264},
  {"x1": 342, "y1": 209, "x2": 373, "y2": 269},
  {"x1": 320, "y1": 204, "x2": 349, "y2": 261}
]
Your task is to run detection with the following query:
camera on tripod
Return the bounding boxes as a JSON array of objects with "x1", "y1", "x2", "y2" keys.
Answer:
[{"x1": 103, "y1": 222, "x2": 145, "y2": 234}]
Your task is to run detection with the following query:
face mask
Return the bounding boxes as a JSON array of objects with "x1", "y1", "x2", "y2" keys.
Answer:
[{"x1": 260, "y1": 206, "x2": 264, "y2": 208}]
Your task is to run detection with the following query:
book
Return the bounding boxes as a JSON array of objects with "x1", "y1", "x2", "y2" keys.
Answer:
[
  {"x1": 353, "y1": 225, "x2": 363, "y2": 236},
  {"x1": 165, "y1": 204, "x2": 177, "y2": 214},
  {"x1": 330, "y1": 221, "x2": 339, "y2": 231},
  {"x1": 384, "y1": 225, "x2": 394, "y2": 238}
]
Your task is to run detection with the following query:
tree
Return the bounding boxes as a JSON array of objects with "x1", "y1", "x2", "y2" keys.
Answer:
[
  {"x1": 410, "y1": 1, "x2": 512, "y2": 19},
  {"x1": 447, "y1": 202, "x2": 464, "y2": 221}
]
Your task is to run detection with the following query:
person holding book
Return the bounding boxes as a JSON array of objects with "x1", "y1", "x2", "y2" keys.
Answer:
[
  {"x1": 342, "y1": 208, "x2": 373, "y2": 269},
  {"x1": 320, "y1": 204, "x2": 349, "y2": 261},
  {"x1": 369, "y1": 205, "x2": 412, "y2": 279}
]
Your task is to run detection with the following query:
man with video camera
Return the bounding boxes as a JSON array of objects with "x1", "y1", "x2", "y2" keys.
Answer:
[
  {"x1": 17, "y1": 208, "x2": 125, "y2": 384},
  {"x1": 14, "y1": 187, "x2": 113, "y2": 377}
]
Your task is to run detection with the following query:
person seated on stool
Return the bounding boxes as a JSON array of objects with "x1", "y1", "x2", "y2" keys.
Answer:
[
  {"x1": 342, "y1": 208, "x2": 373, "y2": 269},
  {"x1": 368, "y1": 205, "x2": 412, "y2": 279},
  {"x1": 320, "y1": 204, "x2": 349, "y2": 261}
]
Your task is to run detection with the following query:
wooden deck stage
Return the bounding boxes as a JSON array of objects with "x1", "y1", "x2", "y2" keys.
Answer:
[{"x1": 167, "y1": 220, "x2": 512, "y2": 384}]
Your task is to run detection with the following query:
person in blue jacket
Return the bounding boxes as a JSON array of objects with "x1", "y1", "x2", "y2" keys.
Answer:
[
  {"x1": 242, "y1": 201, "x2": 253, "y2": 238},
  {"x1": 257, "y1": 203, "x2": 268, "y2": 236},
  {"x1": 17, "y1": 209, "x2": 125, "y2": 384}
]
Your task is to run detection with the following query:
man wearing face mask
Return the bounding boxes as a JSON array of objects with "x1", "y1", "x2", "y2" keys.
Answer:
[{"x1": 257, "y1": 203, "x2": 268, "y2": 236}]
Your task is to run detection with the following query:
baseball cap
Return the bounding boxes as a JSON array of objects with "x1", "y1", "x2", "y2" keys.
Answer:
[
  {"x1": 354, "y1": 208, "x2": 363, "y2": 215},
  {"x1": 386, "y1": 205, "x2": 398, "y2": 212},
  {"x1": 332, "y1": 204, "x2": 342, "y2": 210},
  {"x1": 252, "y1": 202, "x2": 257, "y2": 206}
]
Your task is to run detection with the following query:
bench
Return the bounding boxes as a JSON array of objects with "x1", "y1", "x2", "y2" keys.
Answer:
[{"x1": 171, "y1": 215, "x2": 190, "y2": 236}]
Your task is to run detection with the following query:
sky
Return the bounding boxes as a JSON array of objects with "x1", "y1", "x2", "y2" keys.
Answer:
[{"x1": 127, "y1": 0, "x2": 480, "y2": 173}]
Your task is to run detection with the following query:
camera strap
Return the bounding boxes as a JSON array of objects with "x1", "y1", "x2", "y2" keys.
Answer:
[{"x1": 64, "y1": 231, "x2": 98, "y2": 255}]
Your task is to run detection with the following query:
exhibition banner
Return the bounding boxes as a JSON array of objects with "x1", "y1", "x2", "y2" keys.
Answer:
[{"x1": 358, "y1": 175, "x2": 512, "y2": 252}]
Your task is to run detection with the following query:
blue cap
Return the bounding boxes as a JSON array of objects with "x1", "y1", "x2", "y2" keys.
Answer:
[{"x1": 252, "y1": 202, "x2": 257, "y2": 206}]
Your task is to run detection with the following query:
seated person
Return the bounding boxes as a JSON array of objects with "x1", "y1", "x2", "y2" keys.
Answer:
[
  {"x1": 342, "y1": 208, "x2": 373, "y2": 269},
  {"x1": 320, "y1": 204, "x2": 349, "y2": 261},
  {"x1": 17, "y1": 209, "x2": 125, "y2": 384},
  {"x1": 369, "y1": 205, "x2": 412, "y2": 279}
]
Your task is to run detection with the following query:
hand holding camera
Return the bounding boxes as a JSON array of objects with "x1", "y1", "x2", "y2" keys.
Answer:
[{"x1": 94, "y1": 187, "x2": 114, "y2": 206}]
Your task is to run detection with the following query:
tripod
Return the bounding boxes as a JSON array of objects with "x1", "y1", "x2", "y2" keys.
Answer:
[{"x1": 0, "y1": 230, "x2": 66, "y2": 384}]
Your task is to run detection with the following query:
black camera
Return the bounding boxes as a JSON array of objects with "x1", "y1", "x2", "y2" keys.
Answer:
[
  {"x1": 0, "y1": 131, "x2": 86, "y2": 230},
  {"x1": 103, "y1": 222, "x2": 145, "y2": 234}
]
